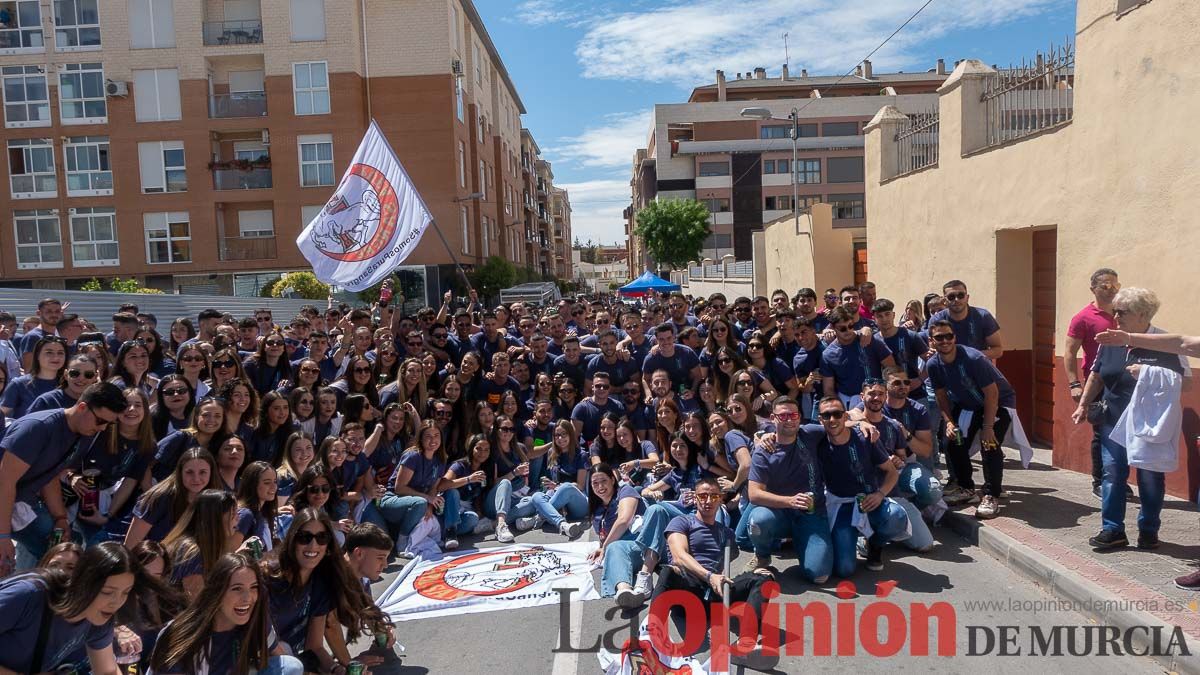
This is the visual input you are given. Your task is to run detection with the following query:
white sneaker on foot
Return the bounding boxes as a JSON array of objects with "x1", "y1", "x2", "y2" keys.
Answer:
[
  {"x1": 559, "y1": 520, "x2": 583, "y2": 538},
  {"x1": 443, "y1": 538, "x2": 459, "y2": 551},
  {"x1": 496, "y1": 521, "x2": 515, "y2": 543},
  {"x1": 514, "y1": 514, "x2": 543, "y2": 531},
  {"x1": 615, "y1": 586, "x2": 646, "y2": 608},
  {"x1": 633, "y1": 570, "x2": 654, "y2": 598},
  {"x1": 472, "y1": 517, "x2": 494, "y2": 535}
]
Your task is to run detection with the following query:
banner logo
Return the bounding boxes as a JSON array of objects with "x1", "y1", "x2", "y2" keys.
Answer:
[
  {"x1": 311, "y1": 163, "x2": 400, "y2": 262},
  {"x1": 413, "y1": 547, "x2": 571, "y2": 602}
]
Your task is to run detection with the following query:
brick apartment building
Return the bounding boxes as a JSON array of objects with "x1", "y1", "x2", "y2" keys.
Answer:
[
  {"x1": 0, "y1": 0, "x2": 569, "y2": 301},
  {"x1": 626, "y1": 61, "x2": 949, "y2": 269}
]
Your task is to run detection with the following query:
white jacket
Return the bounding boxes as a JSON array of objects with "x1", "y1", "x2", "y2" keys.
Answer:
[{"x1": 1111, "y1": 365, "x2": 1184, "y2": 473}]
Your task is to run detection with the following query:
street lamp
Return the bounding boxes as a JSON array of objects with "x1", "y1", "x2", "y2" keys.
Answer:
[{"x1": 741, "y1": 106, "x2": 802, "y2": 236}]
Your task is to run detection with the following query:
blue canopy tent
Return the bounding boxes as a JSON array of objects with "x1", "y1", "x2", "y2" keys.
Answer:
[{"x1": 618, "y1": 271, "x2": 680, "y2": 297}]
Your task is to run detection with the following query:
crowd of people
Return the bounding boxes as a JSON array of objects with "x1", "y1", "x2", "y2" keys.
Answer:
[{"x1": 0, "y1": 270, "x2": 1191, "y2": 672}]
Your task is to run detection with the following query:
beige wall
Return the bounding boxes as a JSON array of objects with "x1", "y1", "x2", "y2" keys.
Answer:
[
  {"x1": 761, "y1": 204, "x2": 860, "y2": 296},
  {"x1": 864, "y1": 0, "x2": 1200, "y2": 352}
]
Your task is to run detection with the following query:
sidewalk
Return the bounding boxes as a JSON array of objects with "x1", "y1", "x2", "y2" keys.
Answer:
[{"x1": 942, "y1": 445, "x2": 1200, "y2": 673}]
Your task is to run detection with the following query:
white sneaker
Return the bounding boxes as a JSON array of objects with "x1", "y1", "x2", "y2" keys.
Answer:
[
  {"x1": 472, "y1": 517, "x2": 494, "y2": 535},
  {"x1": 496, "y1": 521, "x2": 515, "y2": 543},
  {"x1": 514, "y1": 514, "x2": 543, "y2": 532},
  {"x1": 633, "y1": 571, "x2": 653, "y2": 597},
  {"x1": 615, "y1": 586, "x2": 646, "y2": 608},
  {"x1": 443, "y1": 538, "x2": 459, "y2": 551},
  {"x1": 394, "y1": 534, "x2": 410, "y2": 556},
  {"x1": 559, "y1": 520, "x2": 583, "y2": 538}
]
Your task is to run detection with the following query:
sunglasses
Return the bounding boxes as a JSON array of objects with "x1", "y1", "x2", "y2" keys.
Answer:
[
  {"x1": 265, "y1": 340, "x2": 284, "y2": 347},
  {"x1": 736, "y1": 380, "x2": 754, "y2": 387},
  {"x1": 294, "y1": 529, "x2": 331, "y2": 546},
  {"x1": 306, "y1": 484, "x2": 332, "y2": 494},
  {"x1": 593, "y1": 383, "x2": 610, "y2": 390},
  {"x1": 889, "y1": 379, "x2": 912, "y2": 387},
  {"x1": 712, "y1": 326, "x2": 727, "y2": 333},
  {"x1": 435, "y1": 410, "x2": 452, "y2": 417},
  {"x1": 694, "y1": 493, "x2": 722, "y2": 503},
  {"x1": 432, "y1": 333, "x2": 448, "y2": 339},
  {"x1": 818, "y1": 410, "x2": 845, "y2": 420},
  {"x1": 68, "y1": 368, "x2": 97, "y2": 379},
  {"x1": 257, "y1": 316, "x2": 273, "y2": 322},
  {"x1": 300, "y1": 366, "x2": 320, "y2": 373},
  {"x1": 499, "y1": 426, "x2": 515, "y2": 432},
  {"x1": 945, "y1": 292, "x2": 967, "y2": 301},
  {"x1": 163, "y1": 387, "x2": 189, "y2": 396},
  {"x1": 182, "y1": 355, "x2": 205, "y2": 363},
  {"x1": 717, "y1": 358, "x2": 732, "y2": 364},
  {"x1": 773, "y1": 412, "x2": 801, "y2": 422},
  {"x1": 354, "y1": 366, "x2": 373, "y2": 374},
  {"x1": 747, "y1": 344, "x2": 764, "y2": 350},
  {"x1": 212, "y1": 359, "x2": 237, "y2": 369},
  {"x1": 930, "y1": 333, "x2": 955, "y2": 342},
  {"x1": 834, "y1": 324, "x2": 854, "y2": 333}
]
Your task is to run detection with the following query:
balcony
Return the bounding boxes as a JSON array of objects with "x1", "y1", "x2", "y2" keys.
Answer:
[
  {"x1": 212, "y1": 166, "x2": 272, "y2": 190},
  {"x1": 209, "y1": 92, "x2": 267, "y2": 118},
  {"x1": 536, "y1": 179, "x2": 548, "y2": 196},
  {"x1": 537, "y1": 207, "x2": 550, "y2": 223},
  {"x1": 220, "y1": 236, "x2": 276, "y2": 261},
  {"x1": 203, "y1": 20, "x2": 263, "y2": 46}
]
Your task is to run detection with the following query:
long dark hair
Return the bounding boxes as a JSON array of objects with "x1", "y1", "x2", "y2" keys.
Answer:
[
  {"x1": 163, "y1": 489, "x2": 237, "y2": 583},
  {"x1": 265, "y1": 508, "x2": 389, "y2": 642},
  {"x1": 40, "y1": 542, "x2": 136, "y2": 620},
  {"x1": 168, "y1": 317, "x2": 196, "y2": 358},
  {"x1": 587, "y1": 463, "x2": 621, "y2": 515},
  {"x1": 236, "y1": 461, "x2": 279, "y2": 544},
  {"x1": 152, "y1": 374, "x2": 196, "y2": 440},
  {"x1": 30, "y1": 336, "x2": 68, "y2": 380},
  {"x1": 150, "y1": 553, "x2": 272, "y2": 674},
  {"x1": 289, "y1": 463, "x2": 340, "y2": 519},
  {"x1": 136, "y1": 325, "x2": 167, "y2": 372},
  {"x1": 138, "y1": 448, "x2": 220, "y2": 524},
  {"x1": 112, "y1": 339, "x2": 152, "y2": 389}
]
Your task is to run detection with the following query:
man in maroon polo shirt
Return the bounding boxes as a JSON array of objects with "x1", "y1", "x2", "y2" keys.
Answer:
[{"x1": 1063, "y1": 268, "x2": 1120, "y2": 498}]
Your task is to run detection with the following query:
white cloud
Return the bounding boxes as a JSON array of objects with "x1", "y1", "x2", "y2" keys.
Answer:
[
  {"x1": 550, "y1": 110, "x2": 652, "y2": 170},
  {"x1": 515, "y1": 0, "x2": 574, "y2": 26},
  {"x1": 555, "y1": 178, "x2": 631, "y2": 245},
  {"x1": 575, "y1": 0, "x2": 1069, "y2": 83}
]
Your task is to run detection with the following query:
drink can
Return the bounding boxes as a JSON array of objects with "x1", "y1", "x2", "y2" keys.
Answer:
[
  {"x1": 480, "y1": 476, "x2": 488, "y2": 489},
  {"x1": 374, "y1": 630, "x2": 389, "y2": 648},
  {"x1": 81, "y1": 468, "x2": 101, "y2": 517},
  {"x1": 856, "y1": 493, "x2": 866, "y2": 509},
  {"x1": 434, "y1": 500, "x2": 445, "y2": 516},
  {"x1": 247, "y1": 538, "x2": 263, "y2": 560},
  {"x1": 50, "y1": 528, "x2": 64, "y2": 546},
  {"x1": 347, "y1": 661, "x2": 365, "y2": 675},
  {"x1": 804, "y1": 492, "x2": 815, "y2": 513}
]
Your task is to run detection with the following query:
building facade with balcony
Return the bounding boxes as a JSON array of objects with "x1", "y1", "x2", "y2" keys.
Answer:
[
  {"x1": 0, "y1": 0, "x2": 557, "y2": 300},
  {"x1": 625, "y1": 62, "x2": 949, "y2": 267}
]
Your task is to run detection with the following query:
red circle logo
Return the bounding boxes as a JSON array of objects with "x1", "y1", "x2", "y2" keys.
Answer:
[{"x1": 309, "y1": 163, "x2": 400, "y2": 262}]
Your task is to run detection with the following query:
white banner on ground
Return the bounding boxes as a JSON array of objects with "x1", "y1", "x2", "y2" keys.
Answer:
[
  {"x1": 375, "y1": 542, "x2": 600, "y2": 622},
  {"x1": 296, "y1": 120, "x2": 433, "y2": 291},
  {"x1": 597, "y1": 617, "x2": 722, "y2": 675}
]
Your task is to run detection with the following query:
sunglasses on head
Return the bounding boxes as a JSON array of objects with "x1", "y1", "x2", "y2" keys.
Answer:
[{"x1": 294, "y1": 529, "x2": 331, "y2": 546}]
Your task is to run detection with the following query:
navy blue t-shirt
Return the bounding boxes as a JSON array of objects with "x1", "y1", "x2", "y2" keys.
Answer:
[
  {"x1": 747, "y1": 425, "x2": 826, "y2": 502},
  {"x1": 1093, "y1": 343, "x2": 1187, "y2": 426},
  {"x1": 469, "y1": 331, "x2": 509, "y2": 368},
  {"x1": 476, "y1": 376, "x2": 521, "y2": 409},
  {"x1": 641, "y1": 345, "x2": 700, "y2": 394},
  {"x1": 926, "y1": 345, "x2": 1016, "y2": 411},
  {"x1": 818, "y1": 429, "x2": 891, "y2": 498},
  {"x1": 0, "y1": 374, "x2": 58, "y2": 419},
  {"x1": 551, "y1": 355, "x2": 588, "y2": 392},
  {"x1": 448, "y1": 460, "x2": 486, "y2": 504},
  {"x1": 570, "y1": 397, "x2": 623, "y2": 443},
  {"x1": 27, "y1": 388, "x2": 77, "y2": 414},
  {"x1": 585, "y1": 354, "x2": 637, "y2": 388},
  {"x1": 546, "y1": 449, "x2": 589, "y2": 486},
  {"x1": 152, "y1": 430, "x2": 201, "y2": 481},
  {"x1": 396, "y1": 450, "x2": 445, "y2": 493},
  {"x1": 0, "y1": 409, "x2": 83, "y2": 504},
  {"x1": 881, "y1": 327, "x2": 927, "y2": 380},
  {"x1": 929, "y1": 307, "x2": 1000, "y2": 352},
  {"x1": 591, "y1": 484, "x2": 645, "y2": 540},
  {"x1": 664, "y1": 514, "x2": 733, "y2": 574},
  {"x1": 266, "y1": 573, "x2": 332, "y2": 654},
  {"x1": 623, "y1": 338, "x2": 654, "y2": 371},
  {"x1": 131, "y1": 492, "x2": 176, "y2": 542},
  {"x1": 819, "y1": 335, "x2": 893, "y2": 397},
  {"x1": 0, "y1": 575, "x2": 113, "y2": 673},
  {"x1": 882, "y1": 398, "x2": 931, "y2": 435}
]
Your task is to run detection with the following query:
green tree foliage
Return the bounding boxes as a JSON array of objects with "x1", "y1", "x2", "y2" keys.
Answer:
[
  {"x1": 269, "y1": 271, "x2": 329, "y2": 299},
  {"x1": 470, "y1": 256, "x2": 517, "y2": 303},
  {"x1": 633, "y1": 199, "x2": 711, "y2": 270},
  {"x1": 574, "y1": 237, "x2": 599, "y2": 264},
  {"x1": 81, "y1": 277, "x2": 164, "y2": 294}
]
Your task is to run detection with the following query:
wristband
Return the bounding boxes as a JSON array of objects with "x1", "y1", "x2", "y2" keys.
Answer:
[
  {"x1": 706, "y1": 571, "x2": 712, "y2": 584},
  {"x1": 1069, "y1": 381, "x2": 1082, "y2": 389}
]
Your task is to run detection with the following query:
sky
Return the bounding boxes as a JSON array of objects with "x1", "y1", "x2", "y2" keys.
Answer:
[{"x1": 473, "y1": 0, "x2": 1078, "y2": 247}]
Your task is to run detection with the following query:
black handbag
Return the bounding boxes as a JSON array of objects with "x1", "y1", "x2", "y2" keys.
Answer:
[{"x1": 1086, "y1": 400, "x2": 1108, "y2": 425}]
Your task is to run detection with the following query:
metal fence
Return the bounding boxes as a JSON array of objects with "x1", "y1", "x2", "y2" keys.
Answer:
[
  {"x1": 687, "y1": 261, "x2": 753, "y2": 279},
  {"x1": 894, "y1": 107, "x2": 940, "y2": 177},
  {"x1": 982, "y1": 42, "x2": 1075, "y2": 148}
]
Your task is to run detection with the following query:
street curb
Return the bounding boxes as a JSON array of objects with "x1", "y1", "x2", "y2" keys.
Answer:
[{"x1": 943, "y1": 511, "x2": 1200, "y2": 674}]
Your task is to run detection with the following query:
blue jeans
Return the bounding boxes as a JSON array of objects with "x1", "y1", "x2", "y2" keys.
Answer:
[
  {"x1": 13, "y1": 501, "x2": 54, "y2": 571},
  {"x1": 747, "y1": 507, "x2": 833, "y2": 583},
  {"x1": 600, "y1": 530, "x2": 641, "y2": 597},
  {"x1": 831, "y1": 499, "x2": 909, "y2": 578},
  {"x1": 375, "y1": 494, "x2": 430, "y2": 538},
  {"x1": 1100, "y1": 428, "x2": 1165, "y2": 535},
  {"x1": 529, "y1": 483, "x2": 589, "y2": 528},
  {"x1": 263, "y1": 655, "x2": 305, "y2": 675},
  {"x1": 441, "y1": 489, "x2": 480, "y2": 536},
  {"x1": 896, "y1": 462, "x2": 943, "y2": 509},
  {"x1": 734, "y1": 501, "x2": 758, "y2": 552},
  {"x1": 895, "y1": 497, "x2": 934, "y2": 552},
  {"x1": 485, "y1": 479, "x2": 538, "y2": 521}
]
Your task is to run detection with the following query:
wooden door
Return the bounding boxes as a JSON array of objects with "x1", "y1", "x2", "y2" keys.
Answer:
[
  {"x1": 1032, "y1": 229, "x2": 1057, "y2": 444},
  {"x1": 853, "y1": 244, "x2": 868, "y2": 286}
]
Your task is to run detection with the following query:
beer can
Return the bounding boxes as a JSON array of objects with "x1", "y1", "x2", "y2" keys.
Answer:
[
  {"x1": 50, "y1": 528, "x2": 64, "y2": 546},
  {"x1": 804, "y1": 492, "x2": 816, "y2": 513},
  {"x1": 856, "y1": 493, "x2": 866, "y2": 509},
  {"x1": 347, "y1": 661, "x2": 365, "y2": 675},
  {"x1": 434, "y1": 500, "x2": 445, "y2": 516},
  {"x1": 80, "y1": 468, "x2": 101, "y2": 517},
  {"x1": 247, "y1": 538, "x2": 263, "y2": 560},
  {"x1": 374, "y1": 630, "x2": 389, "y2": 648}
]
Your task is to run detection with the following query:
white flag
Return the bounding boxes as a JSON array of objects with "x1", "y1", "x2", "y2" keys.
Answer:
[{"x1": 296, "y1": 120, "x2": 433, "y2": 291}]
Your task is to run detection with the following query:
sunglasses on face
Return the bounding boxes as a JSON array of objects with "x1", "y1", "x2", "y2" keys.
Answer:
[
  {"x1": 931, "y1": 333, "x2": 955, "y2": 343},
  {"x1": 694, "y1": 493, "x2": 722, "y2": 503},
  {"x1": 257, "y1": 316, "x2": 273, "y2": 322},
  {"x1": 499, "y1": 426, "x2": 515, "y2": 432},
  {"x1": 306, "y1": 484, "x2": 332, "y2": 494},
  {"x1": 68, "y1": 368, "x2": 97, "y2": 379},
  {"x1": 773, "y1": 412, "x2": 801, "y2": 422},
  {"x1": 717, "y1": 358, "x2": 732, "y2": 365},
  {"x1": 354, "y1": 366, "x2": 373, "y2": 373},
  {"x1": 889, "y1": 379, "x2": 912, "y2": 387},
  {"x1": 284, "y1": 338, "x2": 302, "y2": 347},
  {"x1": 818, "y1": 410, "x2": 845, "y2": 420},
  {"x1": 295, "y1": 529, "x2": 331, "y2": 546},
  {"x1": 593, "y1": 383, "x2": 610, "y2": 390},
  {"x1": 945, "y1": 292, "x2": 967, "y2": 301},
  {"x1": 432, "y1": 333, "x2": 448, "y2": 339},
  {"x1": 265, "y1": 340, "x2": 284, "y2": 347},
  {"x1": 213, "y1": 360, "x2": 237, "y2": 369},
  {"x1": 182, "y1": 355, "x2": 205, "y2": 363},
  {"x1": 435, "y1": 410, "x2": 451, "y2": 417},
  {"x1": 300, "y1": 366, "x2": 320, "y2": 373},
  {"x1": 748, "y1": 344, "x2": 764, "y2": 350},
  {"x1": 163, "y1": 387, "x2": 188, "y2": 397}
]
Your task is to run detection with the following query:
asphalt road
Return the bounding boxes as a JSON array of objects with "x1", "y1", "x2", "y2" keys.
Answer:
[{"x1": 352, "y1": 523, "x2": 1169, "y2": 675}]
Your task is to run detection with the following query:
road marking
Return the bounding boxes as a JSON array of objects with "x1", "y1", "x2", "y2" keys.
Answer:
[{"x1": 552, "y1": 527, "x2": 592, "y2": 675}]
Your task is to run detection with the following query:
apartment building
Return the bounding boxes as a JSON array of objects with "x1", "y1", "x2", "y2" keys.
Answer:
[
  {"x1": 0, "y1": 0, "x2": 562, "y2": 301},
  {"x1": 626, "y1": 61, "x2": 948, "y2": 266},
  {"x1": 517, "y1": 128, "x2": 571, "y2": 281}
]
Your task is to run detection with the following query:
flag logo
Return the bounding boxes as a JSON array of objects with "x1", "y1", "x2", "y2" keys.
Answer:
[
  {"x1": 412, "y1": 547, "x2": 571, "y2": 602},
  {"x1": 311, "y1": 163, "x2": 400, "y2": 262}
]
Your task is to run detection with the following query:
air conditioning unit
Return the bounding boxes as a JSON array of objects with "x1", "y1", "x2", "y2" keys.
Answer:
[
  {"x1": 68, "y1": 207, "x2": 77, "y2": 214},
  {"x1": 451, "y1": 59, "x2": 464, "y2": 77},
  {"x1": 261, "y1": 130, "x2": 271, "y2": 146},
  {"x1": 105, "y1": 80, "x2": 128, "y2": 97}
]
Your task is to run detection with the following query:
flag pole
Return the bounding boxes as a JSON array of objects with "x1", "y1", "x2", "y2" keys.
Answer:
[{"x1": 427, "y1": 218, "x2": 474, "y2": 293}]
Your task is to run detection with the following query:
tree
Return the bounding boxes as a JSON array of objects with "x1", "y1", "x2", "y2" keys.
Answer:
[
  {"x1": 633, "y1": 198, "x2": 711, "y2": 270},
  {"x1": 470, "y1": 256, "x2": 517, "y2": 303},
  {"x1": 269, "y1": 271, "x2": 329, "y2": 299},
  {"x1": 80, "y1": 277, "x2": 164, "y2": 294}
]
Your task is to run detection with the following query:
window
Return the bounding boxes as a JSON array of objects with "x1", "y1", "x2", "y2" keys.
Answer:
[
  {"x1": 476, "y1": 114, "x2": 484, "y2": 143},
  {"x1": 796, "y1": 159, "x2": 821, "y2": 184},
  {"x1": 701, "y1": 198, "x2": 730, "y2": 213},
  {"x1": 290, "y1": 0, "x2": 326, "y2": 41},
  {"x1": 698, "y1": 161, "x2": 730, "y2": 177},
  {"x1": 238, "y1": 209, "x2": 274, "y2": 238},
  {"x1": 0, "y1": 1, "x2": 44, "y2": 52},
  {"x1": 829, "y1": 193, "x2": 864, "y2": 220},
  {"x1": 762, "y1": 159, "x2": 790, "y2": 175},
  {"x1": 53, "y1": 0, "x2": 100, "y2": 50},
  {"x1": 458, "y1": 141, "x2": 466, "y2": 187},
  {"x1": 128, "y1": 0, "x2": 174, "y2": 48},
  {"x1": 2, "y1": 65, "x2": 49, "y2": 127},
  {"x1": 8, "y1": 138, "x2": 56, "y2": 198},
  {"x1": 822, "y1": 121, "x2": 860, "y2": 137},
  {"x1": 133, "y1": 68, "x2": 181, "y2": 122},
  {"x1": 59, "y1": 62, "x2": 105, "y2": 123},
  {"x1": 301, "y1": 205, "x2": 322, "y2": 227},
  {"x1": 455, "y1": 79, "x2": 464, "y2": 122},
  {"x1": 827, "y1": 156, "x2": 864, "y2": 183},
  {"x1": 451, "y1": 5, "x2": 461, "y2": 53},
  {"x1": 481, "y1": 217, "x2": 489, "y2": 257},
  {"x1": 298, "y1": 134, "x2": 334, "y2": 186},
  {"x1": 460, "y1": 206, "x2": 470, "y2": 254},
  {"x1": 797, "y1": 196, "x2": 819, "y2": 211},
  {"x1": 760, "y1": 123, "x2": 816, "y2": 139},
  {"x1": 477, "y1": 160, "x2": 486, "y2": 201},
  {"x1": 69, "y1": 206, "x2": 117, "y2": 266},
  {"x1": 144, "y1": 211, "x2": 191, "y2": 263},
  {"x1": 138, "y1": 141, "x2": 186, "y2": 193},
  {"x1": 63, "y1": 135, "x2": 110, "y2": 195},
  {"x1": 293, "y1": 62, "x2": 329, "y2": 115},
  {"x1": 764, "y1": 196, "x2": 791, "y2": 211},
  {"x1": 14, "y1": 209, "x2": 62, "y2": 268},
  {"x1": 702, "y1": 233, "x2": 732, "y2": 250},
  {"x1": 233, "y1": 140, "x2": 266, "y2": 161}
]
